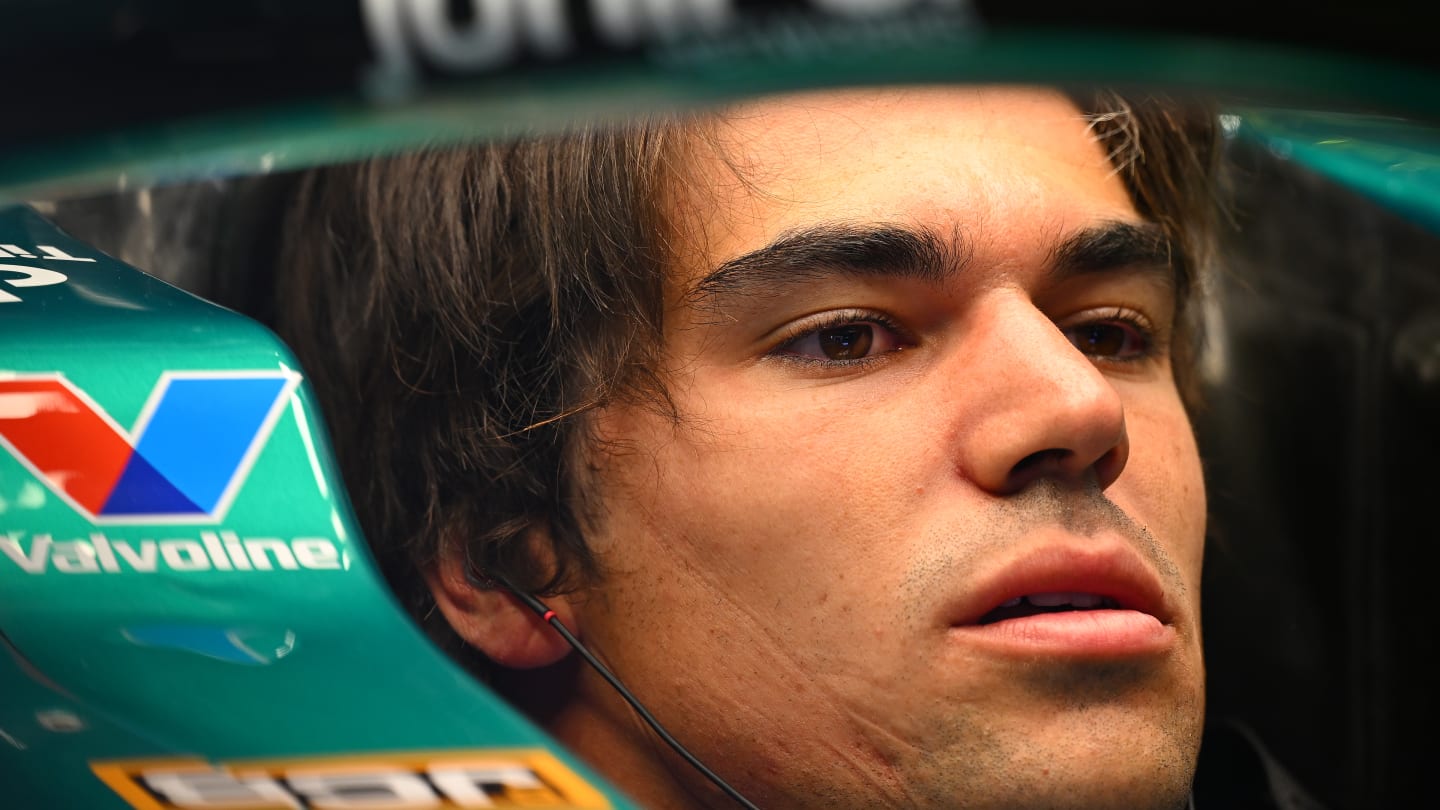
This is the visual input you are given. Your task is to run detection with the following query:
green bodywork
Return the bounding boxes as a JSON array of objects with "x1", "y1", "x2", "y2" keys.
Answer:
[
  {"x1": 1238, "y1": 110, "x2": 1440, "y2": 236},
  {"x1": 0, "y1": 25, "x2": 1437, "y2": 207},
  {"x1": 0, "y1": 205, "x2": 636, "y2": 809}
]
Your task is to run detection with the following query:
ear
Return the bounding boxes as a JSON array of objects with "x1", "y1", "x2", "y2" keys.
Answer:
[{"x1": 426, "y1": 534, "x2": 577, "y2": 670}]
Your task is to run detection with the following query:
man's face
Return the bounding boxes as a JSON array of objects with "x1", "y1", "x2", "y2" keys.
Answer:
[{"x1": 562, "y1": 87, "x2": 1207, "y2": 809}]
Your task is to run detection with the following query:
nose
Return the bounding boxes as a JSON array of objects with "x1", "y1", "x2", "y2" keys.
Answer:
[{"x1": 954, "y1": 295, "x2": 1130, "y2": 495}]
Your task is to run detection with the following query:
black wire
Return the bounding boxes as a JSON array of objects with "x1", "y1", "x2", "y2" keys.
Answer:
[{"x1": 492, "y1": 575, "x2": 761, "y2": 810}]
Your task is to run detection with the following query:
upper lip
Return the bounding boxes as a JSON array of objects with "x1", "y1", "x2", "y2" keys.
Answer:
[{"x1": 947, "y1": 540, "x2": 1174, "y2": 627}]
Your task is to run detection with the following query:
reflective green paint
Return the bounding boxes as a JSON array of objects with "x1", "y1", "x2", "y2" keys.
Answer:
[
  {"x1": 2, "y1": 31, "x2": 1437, "y2": 204},
  {"x1": 0, "y1": 205, "x2": 636, "y2": 809},
  {"x1": 1239, "y1": 110, "x2": 1440, "y2": 236}
]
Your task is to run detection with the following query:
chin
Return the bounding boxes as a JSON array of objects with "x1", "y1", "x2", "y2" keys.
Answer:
[
  {"x1": 884, "y1": 693, "x2": 1203, "y2": 810},
  {"x1": 1000, "y1": 716, "x2": 1201, "y2": 810}
]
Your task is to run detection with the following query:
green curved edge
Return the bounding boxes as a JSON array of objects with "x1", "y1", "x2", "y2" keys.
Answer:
[
  {"x1": 2, "y1": 29, "x2": 1437, "y2": 204},
  {"x1": 0, "y1": 205, "x2": 638, "y2": 809},
  {"x1": 1237, "y1": 109, "x2": 1440, "y2": 236}
]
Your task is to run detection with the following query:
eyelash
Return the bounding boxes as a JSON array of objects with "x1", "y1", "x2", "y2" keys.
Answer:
[
  {"x1": 1060, "y1": 307, "x2": 1166, "y2": 365},
  {"x1": 766, "y1": 306, "x2": 1166, "y2": 369},
  {"x1": 768, "y1": 308, "x2": 911, "y2": 368}
]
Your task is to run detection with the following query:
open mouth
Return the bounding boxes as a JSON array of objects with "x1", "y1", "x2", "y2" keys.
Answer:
[
  {"x1": 944, "y1": 545, "x2": 1177, "y2": 656},
  {"x1": 977, "y1": 592, "x2": 1124, "y2": 625}
]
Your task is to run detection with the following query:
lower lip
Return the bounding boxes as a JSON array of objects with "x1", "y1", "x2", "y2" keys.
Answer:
[{"x1": 949, "y1": 610, "x2": 1174, "y2": 658}]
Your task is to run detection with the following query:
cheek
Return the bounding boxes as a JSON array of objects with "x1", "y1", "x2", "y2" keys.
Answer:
[
  {"x1": 587, "y1": 392, "x2": 919, "y2": 608},
  {"x1": 1116, "y1": 388, "x2": 1207, "y2": 579}
]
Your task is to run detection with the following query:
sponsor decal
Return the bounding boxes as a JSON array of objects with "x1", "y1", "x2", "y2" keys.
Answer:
[
  {"x1": 360, "y1": 0, "x2": 973, "y2": 92},
  {"x1": 92, "y1": 749, "x2": 611, "y2": 809},
  {"x1": 0, "y1": 531, "x2": 341, "y2": 575},
  {"x1": 0, "y1": 371, "x2": 299, "y2": 524},
  {"x1": 0, "y1": 242, "x2": 94, "y2": 303}
]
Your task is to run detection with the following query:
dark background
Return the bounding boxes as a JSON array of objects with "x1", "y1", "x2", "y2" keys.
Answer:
[{"x1": 1197, "y1": 138, "x2": 1440, "y2": 809}]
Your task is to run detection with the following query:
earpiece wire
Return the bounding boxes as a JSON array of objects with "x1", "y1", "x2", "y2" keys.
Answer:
[{"x1": 488, "y1": 572, "x2": 761, "y2": 810}]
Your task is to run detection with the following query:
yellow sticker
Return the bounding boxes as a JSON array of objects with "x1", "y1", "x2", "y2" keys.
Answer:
[{"x1": 91, "y1": 748, "x2": 612, "y2": 809}]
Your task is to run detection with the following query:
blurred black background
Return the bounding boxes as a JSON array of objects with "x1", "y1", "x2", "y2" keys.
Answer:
[{"x1": 1197, "y1": 136, "x2": 1440, "y2": 808}]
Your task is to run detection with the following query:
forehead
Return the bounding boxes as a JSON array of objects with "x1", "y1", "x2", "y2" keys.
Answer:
[{"x1": 668, "y1": 86, "x2": 1140, "y2": 288}]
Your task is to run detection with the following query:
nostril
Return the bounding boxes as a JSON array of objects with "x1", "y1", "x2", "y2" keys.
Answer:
[
  {"x1": 1008, "y1": 449, "x2": 1072, "y2": 489},
  {"x1": 1092, "y1": 441, "x2": 1129, "y2": 490},
  {"x1": 1016, "y1": 448, "x2": 1070, "y2": 472}
]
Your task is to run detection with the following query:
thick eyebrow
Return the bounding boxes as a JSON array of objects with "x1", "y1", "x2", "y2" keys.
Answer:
[
  {"x1": 686, "y1": 222, "x2": 968, "y2": 311},
  {"x1": 1049, "y1": 221, "x2": 1176, "y2": 286}
]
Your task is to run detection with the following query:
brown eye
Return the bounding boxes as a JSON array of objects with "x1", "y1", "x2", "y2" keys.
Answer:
[
  {"x1": 1064, "y1": 321, "x2": 1148, "y2": 360},
  {"x1": 777, "y1": 316, "x2": 905, "y2": 364},
  {"x1": 818, "y1": 324, "x2": 874, "y2": 360}
]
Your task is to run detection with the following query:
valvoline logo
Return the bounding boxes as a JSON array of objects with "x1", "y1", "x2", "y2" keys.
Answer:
[{"x1": 0, "y1": 371, "x2": 300, "y2": 524}]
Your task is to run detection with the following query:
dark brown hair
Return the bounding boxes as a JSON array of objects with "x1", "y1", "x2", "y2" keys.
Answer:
[
  {"x1": 276, "y1": 129, "x2": 678, "y2": 618},
  {"x1": 1075, "y1": 89, "x2": 1222, "y2": 405},
  {"x1": 276, "y1": 91, "x2": 1220, "y2": 663}
]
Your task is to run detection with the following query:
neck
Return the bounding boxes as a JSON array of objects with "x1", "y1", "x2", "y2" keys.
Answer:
[{"x1": 545, "y1": 669, "x2": 730, "y2": 810}]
